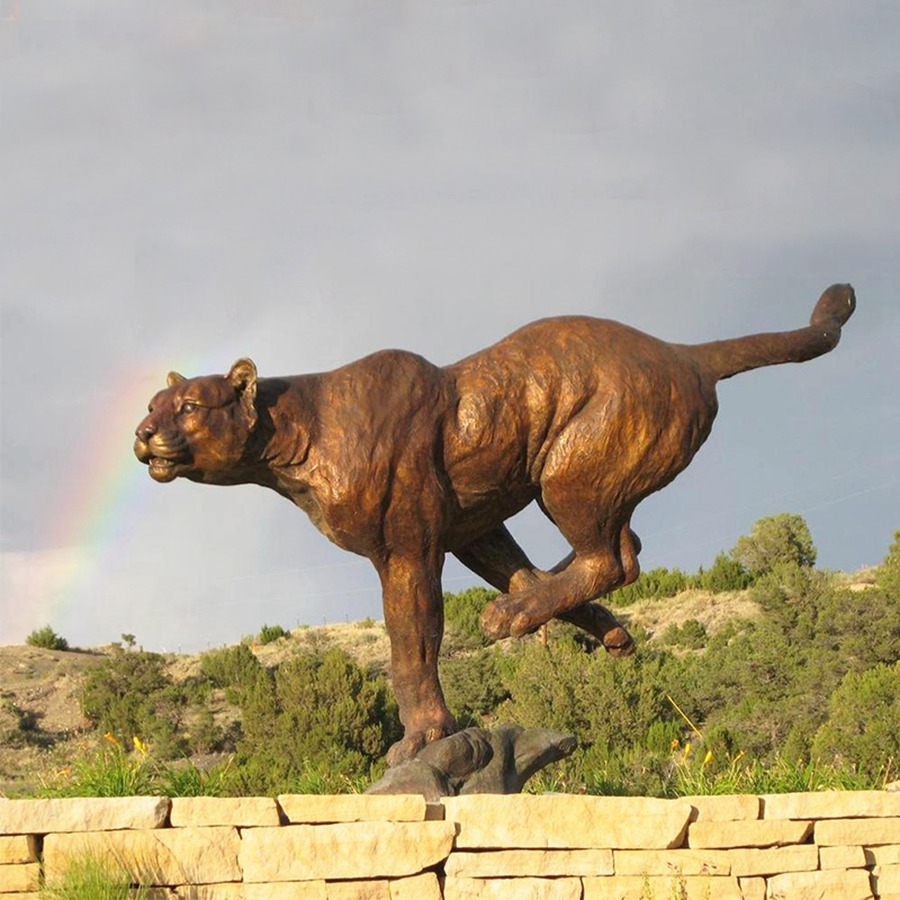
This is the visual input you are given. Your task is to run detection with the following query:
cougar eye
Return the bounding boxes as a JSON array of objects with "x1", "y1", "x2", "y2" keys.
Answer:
[{"x1": 181, "y1": 402, "x2": 198, "y2": 415}]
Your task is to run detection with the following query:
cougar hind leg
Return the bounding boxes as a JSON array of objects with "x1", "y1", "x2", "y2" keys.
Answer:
[
  {"x1": 455, "y1": 525, "x2": 637, "y2": 653},
  {"x1": 480, "y1": 488, "x2": 643, "y2": 640}
]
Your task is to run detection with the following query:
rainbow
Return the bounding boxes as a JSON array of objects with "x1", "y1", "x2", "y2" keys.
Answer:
[{"x1": 6, "y1": 352, "x2": 232, "y2": 645}]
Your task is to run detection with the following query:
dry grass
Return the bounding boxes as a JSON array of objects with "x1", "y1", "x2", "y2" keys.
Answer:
[{"x1": 614, "y1": 589, "x2": 761, "y2": 641}]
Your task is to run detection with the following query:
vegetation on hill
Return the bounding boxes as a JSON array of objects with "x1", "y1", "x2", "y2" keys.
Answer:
[{"x1": 10, "y1": 517, "x2": 899, "y2": 798}]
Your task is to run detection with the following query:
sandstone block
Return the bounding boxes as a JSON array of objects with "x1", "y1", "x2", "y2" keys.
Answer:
[
  {"x1": 766, "y1": 868, "x2": 873, "y2": 899},
  {"x1": 43, "y1": 826, "x2": 241, "y2": 886},
  {"x1": 240, "y1": 821, "x2": 455, "y2": 881},
  {"x1": 444, "y1": 876, "x2": 582, "y2": 900},
  {"x1": 819, "y1": 844, "x2": 868, "y2": 869},
  {"x1": 0, "y1": 862, "x2": 39, "y2": 893},
  {"x1": 0, "y1": 894, "x2": 40, "y2": 900},
  {"x1": 683, "y1": 794, "x2": 760, "y2": 822},
  {"x1": 613, "y1": 848, "x2": 731, "y2": 876},
  {"x1": 815, "y1": 816, "x2": 900, "y2": 846},
  {"x1": 0, "y1": 796, "x2": 170, "y2": 834},
  {"x1": 169, "y1": 797, "x2": 279, "y2": 828},
  {"x1": 866, "y1": 844, "x2": 900, "y2": 866},
  {"x1": 726, "y1": 844, "x2": 817, "y2": 876},
  {"x1": 445, "y1": 848, "x2": 613, "y2": 877},
  {"x1": 326, "y1": 882, "x2": 389, "y2": 900},
  {"x1": 443, "y1": 795, "x2": 691, "y2": 849},
  {"x1": 0, "y1": 835, "x2": 37, "y2": 864},
  {"x1": 172, "y1": 881, "x2": 328, "y2": 900},
  {"x1": 763, "y1": 790, "x2": 900, "y2": 820},
  {"x1": 738, "y1": 876, "x2": 765, "y2": 900},
  {"x1": 277, "y1": 795, "x2": 426, "y2": 824},
  {"x1": 583, "y1": 875, "x2": 743, "y2": 899},
  {"x1": 173, "y1": 885, "x2": 327, "y2": 899},
  {"x1": 687, "y1": 818, "x2": 811, "y2": 848},
  {"x1": 874, "y1": 865, "x2": 900, "y2": 896},
  {"x1": 389, "y1": 873, "x2": 441, "y2": 900}
]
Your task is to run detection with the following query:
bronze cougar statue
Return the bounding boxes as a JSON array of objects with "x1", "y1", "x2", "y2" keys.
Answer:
[{"x1": 135, "y1": 283, "x2": 855, "y2": 762}]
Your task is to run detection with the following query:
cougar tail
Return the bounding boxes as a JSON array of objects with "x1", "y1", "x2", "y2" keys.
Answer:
[{"x1": 687, "y1": 283, "x2": 856, "y2": 382}]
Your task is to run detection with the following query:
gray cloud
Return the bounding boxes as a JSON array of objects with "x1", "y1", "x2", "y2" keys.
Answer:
[{"x1": 2, "y1": 0, "x2": 898, "y2": 649}]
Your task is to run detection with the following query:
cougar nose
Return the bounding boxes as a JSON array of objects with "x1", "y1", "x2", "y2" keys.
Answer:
[{"x1": 136, "y1": 422, "x2": 156, "y2": 442}]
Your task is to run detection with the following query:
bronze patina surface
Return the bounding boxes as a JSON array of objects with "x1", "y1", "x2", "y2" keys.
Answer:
[{"x1": 135, "y1": 283, "x2": 855, "y2": 762}]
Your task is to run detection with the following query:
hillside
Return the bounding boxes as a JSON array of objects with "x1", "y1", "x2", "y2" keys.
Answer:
[{"x1": 0, "y1": 589, "x2": 760, "y2": 796}]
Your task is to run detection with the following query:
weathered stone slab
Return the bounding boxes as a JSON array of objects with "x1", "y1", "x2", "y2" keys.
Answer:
[
  {"x1": 613, "y1": 848, "x2": 731, "y2": 876},
  {"x1": 683, "y1": 794, "x2": 760, "y2": 822},
  {"x1": 326, "y1": 882, "x2": 390, "y2": 900},
  {"x1": 169, "y1": 797, "x2": 279, "y2": 828},
  {"x1": 445, "y1": 848, "x2": 613, "y2": 877},
  {"x1": 820, "y1": 844, "x2": 868, "y2": 869},
  {"x1": 766, "y1": 868, "x2": 873, "y2": 899},
  {"x1": 43, "y1": 826, "x2": 241, "y2": 886},
  {"x1": 583, "y1": 875, "x2": 744, "y2": 899},
  {"x1": 727, "y1": 844, "x2": 818, "y2": 876},
  {"x1": 277, "y1": 795, "x2": 427, "y2": 824},
  {"x1": 0, "y1": 796, "x2": 170, "y2": 834},
  {"x1": 867, "y1": 844, "x2": 900, "y2": 866},
  {"x1": 444, "y1": 876, "x2": 582, "y2": 900},
  {"x1": 389, "y1": 873, "x2": 441, "y2": 900},
  {"x1": 443, "y1": 795, "x2": 691, "y2": 849},
  {"x1": 874, "y1": 866, "x2": 900, "y2": 896},
  {"x1": 763, "y1": 790, "x2": 900, "y2": 820},
  {"x1": 816, "y1": 816, "x2": 900, "y2": 846},
  {"x1": 738, "y1": 876, "x2": 766, "y2": 900},
  {"x1": 0, "y1": 862, "x2": 39, "y2": 893},
  {"x1": 687, "y1": 818, "x2": 812, "y2": 848},
  {"x1": 0, "y1": 893, "x2": 41, "y2": 900},
  {"x1": 0, "y1": 834, "x2": 37, "y2": 864},
  {"x1": 173, "y1": 885, "x2": 327, "y2": 899},
  {"x1": 240, "y1": 822, "x2": 455, "y2": 881}
]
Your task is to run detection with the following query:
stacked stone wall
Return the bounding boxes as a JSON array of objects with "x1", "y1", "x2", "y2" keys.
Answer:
[{"x1": 1, "y1": 791, "x2": 898, "y2": 898}]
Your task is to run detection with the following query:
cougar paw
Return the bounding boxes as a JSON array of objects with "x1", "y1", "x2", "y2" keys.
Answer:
[
  {"x1": 603, "y1": 625, "x2": 636, "y2": 657},
  {"x1": 386, "y1": 719, "x2": 458, "y2": 767},
  {"x1": 481, "y1": 596, "x2": 515, "y2": 639},
  {"x1": 386, "y1": 734, "x2": 427, "y2": 767}
]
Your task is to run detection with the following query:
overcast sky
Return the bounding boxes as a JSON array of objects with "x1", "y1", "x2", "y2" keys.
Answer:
[{"x1": 1, "y1": 1, "x2": 898, "y2": 652}]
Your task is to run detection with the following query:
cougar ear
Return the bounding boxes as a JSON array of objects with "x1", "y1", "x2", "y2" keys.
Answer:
[
  {"x1": 227, "y1": 358, "x2": 258, "y2": 426},
  {"x1": 167, "y1": 371, "x2": 186, "y2": 387}
]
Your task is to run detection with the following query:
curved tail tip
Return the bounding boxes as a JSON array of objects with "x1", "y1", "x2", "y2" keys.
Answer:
[{"x1": 812, "y1": 283, "x2": 856, "y2": 328}]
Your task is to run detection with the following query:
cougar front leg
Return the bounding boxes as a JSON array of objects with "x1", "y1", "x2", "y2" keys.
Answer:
[{"x1": 377, "y1": 553, "x2": 458, "y2": 766}]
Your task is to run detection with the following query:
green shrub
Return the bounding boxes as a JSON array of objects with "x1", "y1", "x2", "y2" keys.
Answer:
[
  {"x1": 257, "y1": 624, "x2": 289, "y2": 645},
  {"x1": 80, "y1": 651, "x2": 191, "y2": 758},
  {"x1": 698, "y1": 553, "x2": 754, "y2": 592},
  {"x1": 609, "y1": 567, "x2": 690, "y2": 606},
  {"x1": 440, "y1": 647, "x2": 510, "y2": 727},
  {"x1": 662, "y1": 619, "x2": 708, "y2": 649},
  {"x1": 812, "y1": 662, "x2": 900, "y2": 781},
  {"x1": 443, "y1": 587, "x2": 498, "y2": 648},
  {"x1": 26, "y1": 625, "x2": 68, "y2": 651},
  {"x1": 731, "y1": 513, "x2": 817, "y2": 576},
  {"x1": 226, "y1": 648, "x2": 400, "y2": 795},
  {"x1": 200, "y1": 643, "x2": 273, "y2": 710},
  {"x1": 877, "y1": 530, "x2": 900, "y2": 597}
]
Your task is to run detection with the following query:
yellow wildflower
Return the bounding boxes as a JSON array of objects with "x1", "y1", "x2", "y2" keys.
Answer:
[{"x1": 133, "y1": 735, "x2": 148, "y2": 755}]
